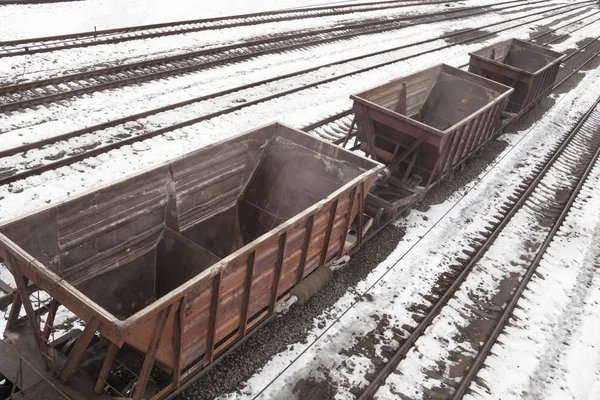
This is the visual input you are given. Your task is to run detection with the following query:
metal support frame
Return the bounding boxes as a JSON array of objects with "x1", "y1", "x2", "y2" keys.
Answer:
[
  {"x1": 7, "y1": 257, "x2": 51, "y2": 370},
  {"x1": 338, "y1": 188, "x2": 358, "y2": 254},
  {"x1": 239, "y1": 253, "x2": 255, "y2": 338},
  {"x1": 59, "y1": 317, "x2": 100, "y2": 381},
  {"x1": 320, "y1": 199, "x2": 339, "y2": 266},
  {"x1": 268, "y1": 233, "x2": 287, "y2": 314},
  {"x1": 94, "y1": 342, "x2": 119, "y2": 394},
  {"x1": 133, "y1": 305, "x2": 173, "y2": 400},
  {"x1": 42, "y1": 299, "x2": 60, "y2": 342}
]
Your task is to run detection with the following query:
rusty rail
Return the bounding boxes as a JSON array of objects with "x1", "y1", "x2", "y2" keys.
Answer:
[
  {"x1": 451, "y1": 97, "x2": 600, "y2": 399},
  {"x1": 355, "y1": 72, "x2": 600, "y2": 400},
  {"x1": 309, "y1": 11, "x2": 600, "y2": 143},
  {"x1": 0, "y1": 1, "x2": 593, "y2": 188},
  {"x1": 0, "y1": 0, "x2": 551, "y2": 113},
  {"x1": 0, "y1": 0, "x2": 462, "y2": 57}
]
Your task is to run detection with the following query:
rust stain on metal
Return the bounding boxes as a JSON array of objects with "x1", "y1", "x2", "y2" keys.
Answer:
[
  {"x1": 0, "y1": 122, "x2": 382, "y2": 396},
  {"x1": 468, "y1": 38, "x2": 565, "y2": 114},
  {"x1": 351, "y1": 63, "x2": 513, "y2": 188}
]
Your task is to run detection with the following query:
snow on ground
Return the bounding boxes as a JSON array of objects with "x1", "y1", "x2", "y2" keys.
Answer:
[
  {"x1": 0, "y1": 261, "x2": 14, "y2": 288},
  {"x1": 0, "y1": 0, "x2": 599, "y2": 397},
  {"x1": 1, "y1": 0, "x2": 563, "y2": 136},
  {"x1": 376, "y1": 96, "x2": 600, "y2": 399},
  {"x1": 0, "y1": 0, "x2": 391, "y2": 40},
  {"x1": 0, "y1": 0, "x2": 512, "y2": 84},
  {"x1": 464, "y1": 154, "x2": 600, "y2": 400},
  {"x1": 2, "y1": 2, "x2": 588, "y2": 169},
  {"x1": 211, "y1": 55, "x2": 600, "y2": 400},
  {"x1": 0, "y1": 3, "x2": 596, "y2": 224}
]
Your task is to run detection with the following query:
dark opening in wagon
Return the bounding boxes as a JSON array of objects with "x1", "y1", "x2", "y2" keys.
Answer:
[
  {"x1": 468, "y1": 38, "x2": 565, "y2": 113},
  {"x1": 0, "y1": 123, "x2": 382, "y2": 399},
  {"x1": 350, "y1": 64, "x2": 512, "y2": 220}
]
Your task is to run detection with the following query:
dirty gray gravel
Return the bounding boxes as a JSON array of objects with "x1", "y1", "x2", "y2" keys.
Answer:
[
  {"x1": 177, "y1": 224, "x2": 406, "y2": 400},
  {"x1": 175, "y1": 29, "x2": 600, "y2": 400}
]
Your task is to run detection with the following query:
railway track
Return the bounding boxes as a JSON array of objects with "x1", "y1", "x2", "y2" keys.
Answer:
[
  {"x1": 0, "y1": 0, "x2": 553, "y2": 113},
  {"x1": 0, "y1": 0, "x2": 463, "y2": 58},
  {"x1": 308, "y1": 14, "x2": 600, "y2": 142},
  {"x1": 0, "y1": 277, "x2": 13, "y2": 309},
  {"x1": 0, "y1": 1, "x2": 596, "y2": 187},
  {"x1": 357, "y1": 93, "x2": 600, "y2": 400}
]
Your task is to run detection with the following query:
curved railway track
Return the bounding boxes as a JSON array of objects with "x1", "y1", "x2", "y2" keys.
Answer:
[
  {"x1": 357, "y1": 93, "x2": 600, "y2": 400},
  {"x1": 0, "y1": 0, "x2": 464, "y2": 58},
  {"x1": 0, "y1": 0, "x2": 557, "y2": 113},
  {"x1": 0, "y1": 2, "x2": 597, "y2": 187}
]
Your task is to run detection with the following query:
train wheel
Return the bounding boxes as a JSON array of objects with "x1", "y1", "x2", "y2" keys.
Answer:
[
  {"x1": 0, "y1": 373, "x2": 13, "y2": 400},
  {"x1": 122, "y1": 378, "x2": 159, "y2": 399},
  {"x1": 62, "y1": 334, "x2": 81, "y2": 356}
]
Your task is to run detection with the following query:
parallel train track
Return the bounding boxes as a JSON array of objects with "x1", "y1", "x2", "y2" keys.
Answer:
[
  {"x1": 0, "y1": 2, "x2": 597, "y2": 188},
  {"x1": 0, "y1": 3, "x2": 599, "y2": 399},
  {"x1": 308, "y1": 12, "x2": 600, "y2": 142},
  {"x1": 0, "y1": 0, "x2": 552, "y2": 112},
  {"x1": 0, "y1": 0, "x2": 464, "y2": 57},
  {"x1": 174, "y1": 34, "x2": 600, "y2": 400},
  {"x1": 358, "y1": 91, "x2": 600, "y2": 400}
]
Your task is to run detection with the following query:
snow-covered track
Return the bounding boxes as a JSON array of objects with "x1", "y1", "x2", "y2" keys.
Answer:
[
  {"x1": 0, "y1": 3, "x2": 596, "y2": 188},
  {"x1": 308, "y1": 13, "x2": 600, "y2": 142},
  {"x1": 0, "y1": 0, "x2": 501, "y2": 58},
  {"x1": 0, "y1": 0, "x2": 558, "y2": 114},
  {"x1": 359, "y1": 93, "x2": 600, "y2": 400},
  {"x1": 0, "y1": 3, "x2": 593, "y2": 188}
]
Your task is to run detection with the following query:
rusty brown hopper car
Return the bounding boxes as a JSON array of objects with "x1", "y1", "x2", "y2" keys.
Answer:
[
  {"x1": 351, "y1": 63, "x2": 513, "y2": 191},
  {"x1": 468, "y1": 38, "x2": 565, "y2": 114},
  {"x1": 0, "y1": 122, "x2": 382, "y2": 399}
]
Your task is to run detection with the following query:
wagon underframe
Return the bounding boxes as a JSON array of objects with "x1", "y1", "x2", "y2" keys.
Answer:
[{"x1": 0, "y1": 123, "x2": 382, "y2": 400}]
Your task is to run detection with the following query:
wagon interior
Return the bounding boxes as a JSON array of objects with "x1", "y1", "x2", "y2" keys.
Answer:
[
  {"x1": 355, "y1": 64, "x2": 507, "y2": 133},
  {"x1": 351, "y1": 64, "x2": 512, "y2": 195},
  {"x1": 0, "y1": 124, "x2": 371, "y2": 321},
  {"x1": 469, "y1": 38, "x2": 564, "y2": 114},
  {"x1": 470, "y1": 38, "x2": 561, "y2": 74}
]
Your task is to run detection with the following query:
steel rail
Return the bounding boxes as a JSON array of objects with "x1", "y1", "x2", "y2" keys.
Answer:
[
  {"x1": 248, "y1": 52, "x2": 600, "y2": 400},
  {"x1": 1, "y1": 17, "x2": 599, "y2": 400},
  {"x1": 355, "y1": 60, "x2": 600, "y2": 400},
  {"x1": 312, "y1": 11, "x2": 600, "y2": 142},
  {"x1": 3, "y1": 14, "x2": 596, "y2": 326},
  {"x1": 0, "y1": 0, "x2": 551, "y2": 113},
  {"x1": 1, "y1": 0, "x2": 584, "y2": 151},
  {"x1": 0, "y1": 0, "x2": 464, "y2": 57},
  {"x1": 166, "y1": 23, "x2": 600, "y2": 400},
  {"x1": 0, "y1": 2, "x2": 594, "y2": 187},
  {"x1": 161, "y1": 56, "x2": 600, "y2": 400},
  {"x1": 450, "y1": 102, "x2": 600, "y2": 400}
]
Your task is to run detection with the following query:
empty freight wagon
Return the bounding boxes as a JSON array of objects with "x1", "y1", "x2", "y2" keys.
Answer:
[
  {"x1": 351, "y1": 63, "x2": 513, "y2": 187},
  {"x1": 349, "y1": 64, "x2": 513, "y2": 224},
  {"x1": 0, "y1": 123, "x2": 382, "y2": 400},
  {"x1": 468, "y1": 38, "x2": 565, "y2": 114}
]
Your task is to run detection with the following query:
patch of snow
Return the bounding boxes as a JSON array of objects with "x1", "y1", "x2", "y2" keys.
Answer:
[{"x1": 212, "y1": 56, "x2": 600, "y2": 400}]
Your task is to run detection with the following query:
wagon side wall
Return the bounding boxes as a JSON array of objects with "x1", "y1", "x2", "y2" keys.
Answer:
[
  {"x1": 176, "y1": 175, "x2": 375, "y2": 373},
  {"x1": 468, "y1": 41, "x2": 564, "y2": 113},
  {"x1": 351, "y1": 65, "x2": 512, "y2": 186}
]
